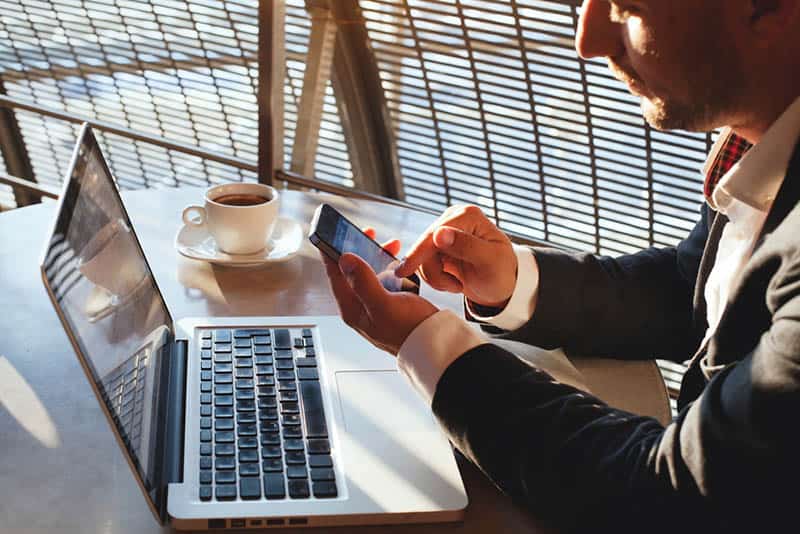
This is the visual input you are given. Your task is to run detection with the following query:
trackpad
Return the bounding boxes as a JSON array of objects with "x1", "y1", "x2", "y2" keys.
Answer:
[{"x1": 335, "y1": 370, "x2": 437, "y2": 435}]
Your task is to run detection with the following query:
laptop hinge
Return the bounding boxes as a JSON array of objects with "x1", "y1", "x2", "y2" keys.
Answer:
[{"x1": 159, "y1": 338, "x2": 187, "y2": 521}]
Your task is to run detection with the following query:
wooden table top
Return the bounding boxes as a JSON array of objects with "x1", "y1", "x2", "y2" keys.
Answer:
[{"x1": 0, "y1": 187, "x2": 553, "y2": 533}]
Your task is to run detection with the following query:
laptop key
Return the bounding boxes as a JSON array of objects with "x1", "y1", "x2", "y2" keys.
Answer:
[
  {"x1": 235, "y1": 358, "x2": 253, "y2": 368},
  {"x1": 263, "y1": 458, "x2": 283, "y2": 472},
  {"x1": 287, "y1": 465, "x2": 307, "y2": 479},
  {"x1": 293, "y1": 337, "x2": 304, "y2": 348},
  {"x1": 280, "y1": 402, "x2": 300, "y2": 414},
  {"x1": 302, "y1": 328, "x2": 312, "y2": 337},
  {"x1": 258, "y1": 397, "x2": 277, "y2": 409},
  {"x1": 238, "y1": 423, "x2": 257, "y2": 436},
  {"x1": 237, "y1": 412, "x2": 256, "y2": 423},
  {"x1": 258, "y1": 386, "x2": 276, "y2": 397},
  {"x1": 238, "y1": 437, "x2": 258, "y2": 449},
  {"x1": 264, "y1": 473, "x2": 286, "y2": 499},
  {"x1": 279, "y1": 391, "x2": 298, "y2": 402},
  {"x1": 216, "y1": 457, "x2": 236, "y2": 470},
  {"x1": 201, "y1": 360, "x2": 212, "y2": 370},
  {"x1": 295, "y1": 358, "x2": 316, "y2": 368},
  {"x1": 235, "y1": 389, "x2": 254, "y2": 400},
  {"x1": 297, "y1": 368, "x2": 319, "y2": 381},
  {"x1": 201, "y1": 350, "x2": 212, "y2": 360},
  {"x1": 214, "y1": 353, "x2": 232, "y2": 363},
  {"x1": 200, "y1": 457, "x2": 212, "y2": 470},
  {"x1": 200, "y1": 382, "x2": 212, "y2": 393},
  {"x1": 285, "y1": 451, "x2": 306, "y2": 465},
  {"x1": 278, "y1": 380, "x2": 297, "y2": 392},
  {"x1": 200, "y1": 471, "x2": 212, "y2": 484},
  {"x1": 237, "y1": 400, "x2": 256, "y2": 412},
  {"x1": 215, "y1": 407, "x2": 234, "y2": 418},
  {"x1": 311, "y1": 468, "x2": 335, "y2": 481},
  {"x1": 308, "y1": 454, "x2": 332, "y2": 468},
  {"x1": 200, "y1": 417, "x2": 212, "y2": 429},
  {"x1": 200, "y1": 444, "x2": 212, "y2": 456},
  {"x1": 233, "y1": 348, "x2": 252, "y2": 358},
  {"x1": 234, "y1": 338, "x2": 252, "y2": 348},
  {"x1": 299, "y1": 380, "x2": 328, "y2": 438},
  {"x1": 239, "y1": 449, "x2": 259, "y2": 463},
  {"x1": 257, "y1": 375, "x2": 275, "y2": 387},
  {"x1": 215, "y1": 363, "x2": 233, "y2": 373},
  {"x1": 273, "y1": 329, "x2": 291, "y2": 349},
  {"x1": 236, "y1": 378, "x2": 254, "y2": 389},
  {"x1": 313, "y1": 481, "x2": 337, "y2": 498},
  {"x1": 199, "y1": 485, "x2": 212, "y2": 501},
  {"x1": 254, "y1": 335, "x2": 271, "y2": 346},
  {"x1": 281, "y1": 414, "x2": 300, "y2": 426},
  {"x1": 215, "y1": 431, "x2": 234, "y2": 443},
  {"x1": 282, "y1": 426, "x2": 302, "y2": 438},
  {"x1": 261, "y1": 446, "x2": 282, "y2": 459},
  {"x1": 216, "y1": 471, "x2": 236, "y2": 484},
  {"x1": 215, "y1": 444, "x2": 235, "y2": 456},
  {"x1": 213, "y1": 330, "x2": 232, "y2": 343},
  {"x1": 259, "y1": 408, "x2": 278, "y2": 421},
  {"x1": 235, "y1": 368, "x2": 253, "y2": 378},
  {"x1": 255, "y1": 355, "x2": 273, "y2": 365},
  {"x1": 200, "y1": 430, "x2": 212, "y2": 442},
  {"x1": 256, "y1": 365, "x2": 274, "y2": 376},
  {"x1": 214, "y1": 373, "x2": 232, "y2": 384},
  {"x1": 201, "y1": 339, "x2": 212, "y2": 349},
  {"x1": 215, "y1": 419, "x2": 234, "y2": 431},
  {"x1": 201, "y1": 370, "x2": 212, "y2": 381},
  {"x1": 274, "y1": 349, "x2": 293, "y2": 360},
  {"x1": 275, "y1": 360, "x2": 293, "y2": 371},
  {"x1": 213, "y1": 343, "x2": 231, "y2": 352},
  {"x1": 215, "y1": 384, "x2": 233, "y2": 395},
  {"x1": 305, "y1": 348, "x2": 315, "y2": 357},
  {"x1": 261, "y1": 421, "x2": 279, "y2": 433},
  {"x1": 308, "y1": 439, "x2": 330, "y2": 454},
  {"x1": 240, "y1": 477, "x2": 261, "y2": 499},
  {"x1": 254, "y1": 345, "x2": 272, "y2": 355},
  {"x1": 234, "y1": 328, "x2": 269, "y2": 338},
  {"x1": 200, "y1": 393, "x2": 212, "y2": 404},
  {"x1": 216, "y1": 485, "x2": 237, "y2": 501},
  {"x1": 214, "y1": 395, "x2": 233, "y2": 407},
  {"x1": 283, "y1": 439, "x2": 304, "y2": 451},
  {"x1": 200, "y1": 406, "x2": 212, "y2": 417},
  {"x1": 289, "y1": 479, "x2": 310, "y2": 499},
  {"x1": 239, "y1": 463, "x2": 260, "y2": 477},
  {"x1": 261, "y1": 432, "x2": 280, "y2": 445}
]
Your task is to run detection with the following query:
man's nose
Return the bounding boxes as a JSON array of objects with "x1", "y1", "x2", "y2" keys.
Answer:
[{"x1": 575, "y1": 0, "x2": 622, "y2": 59}]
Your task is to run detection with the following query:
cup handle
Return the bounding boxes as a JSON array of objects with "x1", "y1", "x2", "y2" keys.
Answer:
[{"x1": 182, "y1": 205, "x2": 206, "y2": 226}]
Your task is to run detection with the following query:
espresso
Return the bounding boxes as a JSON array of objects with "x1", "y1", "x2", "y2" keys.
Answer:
[{"x1": 214, "y1": 193, "x2": 270, "y2": 206}]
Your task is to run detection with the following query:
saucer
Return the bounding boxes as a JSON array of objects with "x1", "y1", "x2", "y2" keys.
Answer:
[{"x1": 175, "y1": 217, "x2": 303, "y2": 267}]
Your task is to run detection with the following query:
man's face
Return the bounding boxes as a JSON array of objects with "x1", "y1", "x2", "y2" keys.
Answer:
[{"x1": 576, "y1": 0, "x2": 745, "y2": 132}]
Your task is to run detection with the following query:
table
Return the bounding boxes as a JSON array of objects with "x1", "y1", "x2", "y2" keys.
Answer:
[{"x1": 0, "y1": 187, "x2": 558, "y2": 533}]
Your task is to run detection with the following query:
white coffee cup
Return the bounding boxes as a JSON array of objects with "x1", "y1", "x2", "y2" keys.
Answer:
[{"x1": 182, "y1": 183, "x2": 280, "y2": 255}]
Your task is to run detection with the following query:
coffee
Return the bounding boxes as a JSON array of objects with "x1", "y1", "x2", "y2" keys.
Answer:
[{"x1": 214, "y1": 193, "x2": 269, "y2": 207}]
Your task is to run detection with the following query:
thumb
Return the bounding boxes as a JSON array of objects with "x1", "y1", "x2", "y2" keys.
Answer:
[
  {"x1": 433, "y1": 226, "x2": 494, "y2": 266},
  {"x1": 339, "y1": 253, "x2": 388, "y2": 313}
]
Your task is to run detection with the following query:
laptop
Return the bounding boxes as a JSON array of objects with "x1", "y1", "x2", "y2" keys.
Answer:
[{"x1": 40, "y1": 124, "x2": 468, "y2": 530}]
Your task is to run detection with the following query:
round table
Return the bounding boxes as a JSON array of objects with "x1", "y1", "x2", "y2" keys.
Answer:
[{"x1": 0, "y1": 187, "x2": 555, "y2": 533}]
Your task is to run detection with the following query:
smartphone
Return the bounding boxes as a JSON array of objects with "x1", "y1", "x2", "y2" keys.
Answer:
[{"x1": 309, "y1": 203, "x2": 420, "y2": 293}]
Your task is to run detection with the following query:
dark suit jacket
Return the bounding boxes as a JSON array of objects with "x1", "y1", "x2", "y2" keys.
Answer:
[{"x1": 433, "y1": 140, "x2": 800, "y2": 532}]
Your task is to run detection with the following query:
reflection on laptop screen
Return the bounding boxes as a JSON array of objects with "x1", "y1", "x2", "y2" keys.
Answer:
[{"x1": 41, "y1": 127, "x2": 172, "y2": 500}]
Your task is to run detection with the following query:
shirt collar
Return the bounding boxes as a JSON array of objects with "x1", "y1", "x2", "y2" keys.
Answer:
[{"x1": 705, "y1": 96, "x2": 800, "y2": 215}]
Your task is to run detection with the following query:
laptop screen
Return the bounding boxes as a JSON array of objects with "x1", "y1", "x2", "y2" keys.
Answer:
[{"x1": 41, "y1": 125, "x2": 172, "y2": 510}]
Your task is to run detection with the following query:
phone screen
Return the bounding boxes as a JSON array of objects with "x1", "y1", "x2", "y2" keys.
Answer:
[{"x1": 310, "y1": 204, "x2": 419, "y2": 293}]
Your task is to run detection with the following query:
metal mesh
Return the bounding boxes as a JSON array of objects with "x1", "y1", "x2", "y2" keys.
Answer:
[
  {"x1": 0, "y1": 0, "x2": 356, "y2": 193},
  {"x1": 359, "y1": 0, "x2": 715, "y2": 256}
]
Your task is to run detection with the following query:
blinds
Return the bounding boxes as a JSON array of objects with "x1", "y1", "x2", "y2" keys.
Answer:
[
  {"x1": 0, "y1": 0, "x2": 263, "y2": 190},
  {"x1": 359, "y1": 0, "x2": 714, "y2": 255}
]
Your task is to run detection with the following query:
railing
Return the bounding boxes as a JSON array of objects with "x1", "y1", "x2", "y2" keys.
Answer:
[{"x1": 0, "y1": 0, "x2": 694, "y2": 404}]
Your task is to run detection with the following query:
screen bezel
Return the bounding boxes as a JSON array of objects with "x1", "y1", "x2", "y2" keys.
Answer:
[
  {"x1": 38, "y1": 123, "x2": 174, "y2": 525},
  {"x1": 309, "y1": 203, "x2": 420, "y2": 293}
]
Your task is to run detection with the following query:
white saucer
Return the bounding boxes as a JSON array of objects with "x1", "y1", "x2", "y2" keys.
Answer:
[{"x1": 175, "y1": 217, "x2": 303, "y2": 267}]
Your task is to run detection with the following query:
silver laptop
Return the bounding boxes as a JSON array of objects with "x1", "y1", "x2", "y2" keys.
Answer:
[{"x1": 40, "y1": 124, "x2": 467, "y2": 530}]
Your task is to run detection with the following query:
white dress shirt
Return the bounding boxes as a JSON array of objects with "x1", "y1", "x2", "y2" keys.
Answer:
[{"x1": 397, "y1": 96, "x2": 800, "y2": 406}]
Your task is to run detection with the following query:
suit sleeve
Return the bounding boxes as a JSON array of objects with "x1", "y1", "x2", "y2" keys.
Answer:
[
  {"x1": 498, "y1": 205, "x2": 711, "y2": 362},
  {"x1": 431, "y1": 246, "x2": 800, "y2": 532}
]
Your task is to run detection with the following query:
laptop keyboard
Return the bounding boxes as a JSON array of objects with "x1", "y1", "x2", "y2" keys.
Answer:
[{"x1": 197, "y1": 327, "x2": 337, "y2": 502}]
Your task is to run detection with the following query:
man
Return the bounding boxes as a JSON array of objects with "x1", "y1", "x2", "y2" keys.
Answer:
[{"x1": 321, "y1": 0, "x2": 800, "y2": 531}]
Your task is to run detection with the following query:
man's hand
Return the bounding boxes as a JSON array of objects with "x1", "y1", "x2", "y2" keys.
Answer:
[
  {"x1": 320, "y1": 251, "x2": 438, "y2": 355},
  {"x1": 394, "y1": 204, "x2": 517, "y2": 308}
]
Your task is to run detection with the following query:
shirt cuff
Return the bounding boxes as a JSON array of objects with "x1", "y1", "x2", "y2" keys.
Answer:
[
  {"x1": 466, "y1": 244, "x2": 539, "y2": 331},
  {"x1": 396, "y1": 309, "x2": 486, "y2": 406}
]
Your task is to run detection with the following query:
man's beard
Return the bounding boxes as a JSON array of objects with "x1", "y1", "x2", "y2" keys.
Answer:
[{"x1": 608, "y1": 59, "x2": 734, "y2": 133}]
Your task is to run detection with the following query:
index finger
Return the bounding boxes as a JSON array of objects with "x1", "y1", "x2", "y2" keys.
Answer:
[{"x1": 393, "y1": 233, "x2": 438, "y2": 278}]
